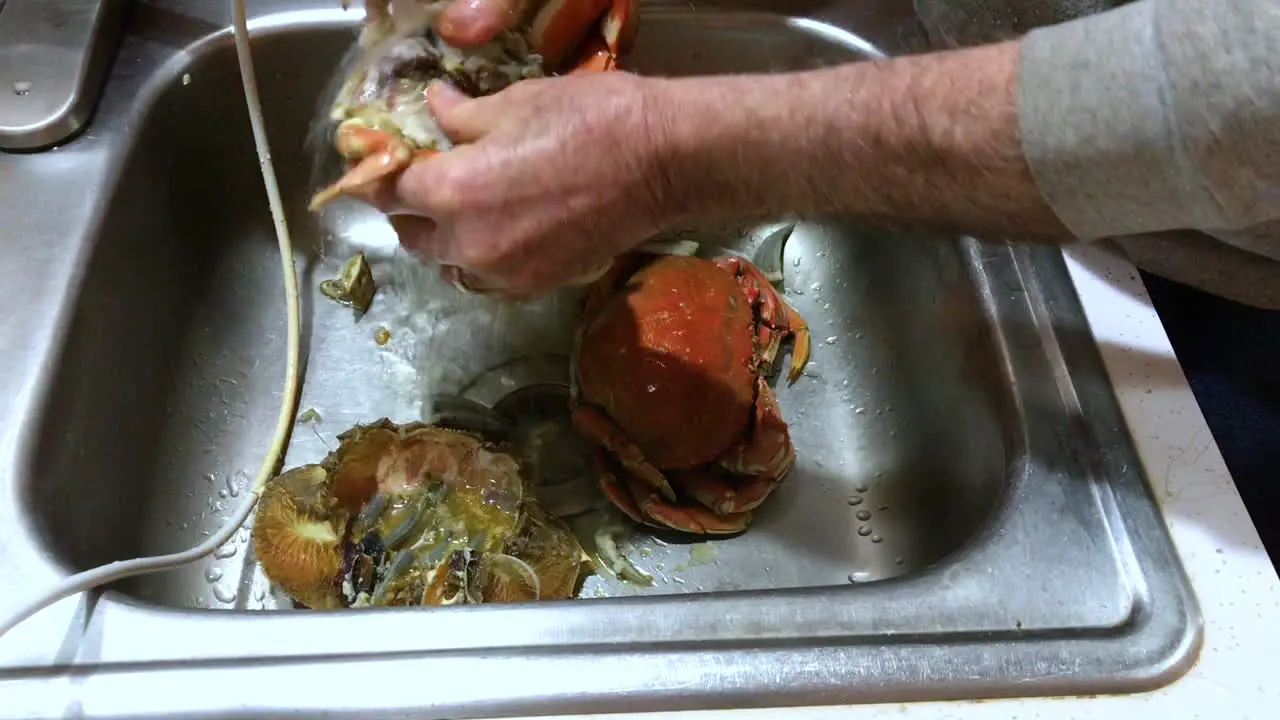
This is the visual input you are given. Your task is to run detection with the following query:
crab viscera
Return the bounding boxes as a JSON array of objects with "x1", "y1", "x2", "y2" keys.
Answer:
[
  {"x1": 251, "y1": 418, "x2": 590, "y2": 609},
  {"x1": 309, "y1": 0, "x2": 638, "y2": 210},
  {"x1": 570, "y1": 253, "x2": 813, "y2": 536}
]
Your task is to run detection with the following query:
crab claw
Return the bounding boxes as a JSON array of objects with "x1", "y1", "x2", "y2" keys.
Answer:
[
  {"x1": 529, "y1": 0, "x2": 637, "y2": 74},
  {"x1": 715, "y1": 255, "x2": 812, "y2": 384},
  {"x1": 309, "y1": 123, "x2": 440, "y2": 210}
]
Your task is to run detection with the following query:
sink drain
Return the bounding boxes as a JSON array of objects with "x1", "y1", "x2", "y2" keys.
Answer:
[{"x1": 458, "y1": 355, "x2": 600, "y2": 518}]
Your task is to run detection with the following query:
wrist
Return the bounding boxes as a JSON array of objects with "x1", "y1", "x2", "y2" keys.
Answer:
[{"x1": 635, "y1": 73, "x2": 793, "y2": 228}]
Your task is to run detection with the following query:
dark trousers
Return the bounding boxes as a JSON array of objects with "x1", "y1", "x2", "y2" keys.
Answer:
[{"x1": 1143, "y1": 271, "x2": 1280, "y2": 565}]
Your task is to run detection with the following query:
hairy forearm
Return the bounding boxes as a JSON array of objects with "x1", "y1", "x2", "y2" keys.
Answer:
[{"x1": 650, "y1": 40, "x2": 1072, "y2": 241}]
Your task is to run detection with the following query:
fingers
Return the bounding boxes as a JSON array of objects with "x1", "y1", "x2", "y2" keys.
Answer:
[{"x1": 438, "y1": 0, "x2": 530, "y2": 46}]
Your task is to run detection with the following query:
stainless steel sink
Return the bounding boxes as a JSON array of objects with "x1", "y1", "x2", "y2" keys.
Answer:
[{"x1": 0, "y1": 1, "x2": 1202, "y2": 718}]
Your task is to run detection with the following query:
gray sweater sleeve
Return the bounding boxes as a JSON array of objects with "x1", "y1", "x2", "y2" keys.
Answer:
[{"x1": 1018, "y1": 0, "x2": 1280, "y2": 241}]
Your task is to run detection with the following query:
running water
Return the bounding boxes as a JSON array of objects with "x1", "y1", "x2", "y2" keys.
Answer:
[{"x1": 374, "y1": 253, "x2": 584, "y2": 422}]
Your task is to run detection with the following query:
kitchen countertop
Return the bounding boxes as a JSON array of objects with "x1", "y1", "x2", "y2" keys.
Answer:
[{"x1": 502, "y1": 243, "x2": 1280, "y2": 720}]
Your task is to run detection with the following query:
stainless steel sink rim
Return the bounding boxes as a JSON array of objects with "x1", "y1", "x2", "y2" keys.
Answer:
[{"x1": 0, "y1": 2, "x2": 1203, "y2": 718}]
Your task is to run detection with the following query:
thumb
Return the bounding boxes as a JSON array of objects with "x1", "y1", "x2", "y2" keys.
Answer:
[{"x1": 428, "y1": 80, "x2": 492, "y2": 144}]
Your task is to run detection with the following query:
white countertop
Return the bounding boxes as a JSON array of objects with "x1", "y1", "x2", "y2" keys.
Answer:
[{"x1": 510, "y1": 243, "x2": 1280, "y2": 720}]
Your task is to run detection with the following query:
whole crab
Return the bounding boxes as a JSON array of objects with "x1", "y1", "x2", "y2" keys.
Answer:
[
  {"x1": 252, "y1": 419, "x2": 589, "y2": 609},
  {"x1": 310, "y1": 0, "x2": 637, "y2": 210},
  {"x1": 570, "y1": 252, "x2": 812, "y2": 535}
]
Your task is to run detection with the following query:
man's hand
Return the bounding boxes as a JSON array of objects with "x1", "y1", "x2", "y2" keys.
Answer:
[{"x1": 372, "y1": 73, "x2": 676, "y2": 297}]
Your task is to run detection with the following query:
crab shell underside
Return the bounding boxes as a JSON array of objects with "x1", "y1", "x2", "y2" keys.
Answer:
[{"x1": 251, "y1": 418, "x2": 591, "y2": 610}]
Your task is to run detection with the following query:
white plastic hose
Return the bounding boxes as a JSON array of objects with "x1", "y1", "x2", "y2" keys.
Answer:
[{"x1": 0, "y1": 0, "x2": 303, "y2": 640}]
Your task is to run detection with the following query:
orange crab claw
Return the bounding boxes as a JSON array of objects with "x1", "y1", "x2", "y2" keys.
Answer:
[
  {"x1": 715, "y1": 255, "x2": 812, "y2": 384},
  {"x1": 309, "y1": 124, "x2": 440, "y2": 210},
  {"x1": 529, "y1": 0, "x2": 637, "y2": 73}
]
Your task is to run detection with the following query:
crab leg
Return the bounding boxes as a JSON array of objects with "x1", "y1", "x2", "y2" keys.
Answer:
[
  {"x1": 309, "y1": 125, "x2": 439, "y2": 210},
  {"x1": 571, "y1": 405, "x2": 677, "y2": 501},
  {"x1": 717, "y1": 376, "x2": 796, "y2": 482},
  {"x1": 671, "y1": 465, "x2": 780, "y2": 516},
  {"x1": 529, "y1": 0, "x2": 637, "y2": 73},
  {"x1": 595, "y1": 453, "x2": 753, "y2": 535}
]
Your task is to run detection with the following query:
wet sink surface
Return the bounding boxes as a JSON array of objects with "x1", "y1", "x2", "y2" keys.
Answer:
[
  {"x1": 0, "y1": 1, "x2": 1200, "y2": 718},
  {"x1": 27, "y1": 5, "x2": 1008, "y2": 608}
]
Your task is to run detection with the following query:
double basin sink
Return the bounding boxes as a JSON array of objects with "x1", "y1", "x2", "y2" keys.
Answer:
[{"x1": 0, "y1": 0, "x2": 1201, "y2": 717}]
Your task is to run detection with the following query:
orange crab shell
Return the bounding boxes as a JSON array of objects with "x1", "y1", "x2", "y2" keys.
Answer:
[
  {"x1": 570, "y1": 252, "x2": 812, "y2": 535},
  {"x1": 575, "y1": 254, "x2": 760, "y2": 470}
]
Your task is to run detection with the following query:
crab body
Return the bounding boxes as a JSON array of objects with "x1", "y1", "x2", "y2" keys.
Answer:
[
  {"x1": 570, "y1": 253, "x2": 812, "y2": 535},
  {"x1": 252, "y1": 419, "x2": 589, "y2": 609},
  {"x1": 310, "y1": 0, "x2": 637, "y2": 210}
]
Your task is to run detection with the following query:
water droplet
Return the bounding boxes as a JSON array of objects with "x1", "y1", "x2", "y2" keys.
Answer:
[
  {"x1": 841, "y1": 380, "x2": 849, "y2": 387},
  {"x1": 857, "y1": 525, "x2": 872, "y2": 537},
  {"x1": 226, "y1": 475, "x2": 242, "y2": 498},
  {"x1": 847, "y1": 496, "x2": 863, "y2": 506},
  {"x1": 213, "y1": 585, "x2": 238, "y2": 604},
  {"x1": 853, "y1": 483, "x2": 869, "y2": 493},
  {"x1": 855, "y1": 332, "x2": 863, "y2": 339},
  {"x1": 214, "y1": 543, "x2": 237, "y2": 559},
  {"x1": 12, "y1": 80, "x2": 32, "y2": 95},
  {"x1": 253, "y1": 586, "x2": 266, "y2": 602},
  {"x1": 870, "y1": 534, "x2": 883, "y2": 543},
  {"x1": 237, "y1": 527, "x2": 250, "y2": 543},
  {"x1": 855, "y1": 510, "x2": 871, "y2": 521},
  {"x1": 792, "y1": 257, "x2": 801, "y2": 267},
  {"x1": 646, "y1": 384, "x2": 657, "y2": 393},
  {"x1": 203, "y1": 473, "x2": 216, "y2": 483},
  {"x1": 217, "y1": 489, "x2": 228, "y2": 498},
  {"x1": 824, "y1": 336, "x2": 838, "y2": 345},
  {"x1": 205, "y1": 568, "x2": 223, "y2": 583},
  {"x1": 809, "y1": 282, "x2": 822, "y2": 292},
  {"x1": 895, "y1": 557, "x2": 904, "y2": 566},
  {"x1": 855, "y1": 407, "x2": 865, "y2": 414}
]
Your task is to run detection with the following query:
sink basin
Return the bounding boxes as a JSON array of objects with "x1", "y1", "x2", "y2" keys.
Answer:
[{"x1": 0, "y1": 1, "x2": 1202, "y2": 718}]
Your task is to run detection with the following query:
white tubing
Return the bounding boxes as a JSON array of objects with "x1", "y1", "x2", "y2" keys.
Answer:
[{"x1": 0, "y1": 0, "x2": 303, "y2": 640}]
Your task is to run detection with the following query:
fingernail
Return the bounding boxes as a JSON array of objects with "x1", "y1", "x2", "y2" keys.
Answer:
[{"x1": 426, "y1": 80, "x2": 472, "y2": 114}]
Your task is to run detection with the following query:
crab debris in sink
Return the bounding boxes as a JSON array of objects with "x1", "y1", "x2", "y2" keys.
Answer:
[{"x1": 251, "y1": 418, "x2": 590, "y2": 608}]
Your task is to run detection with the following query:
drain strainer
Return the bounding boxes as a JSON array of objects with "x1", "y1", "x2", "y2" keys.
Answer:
[{"x1": 458, "y1": 355, "x2": 599, "y2": 518}]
